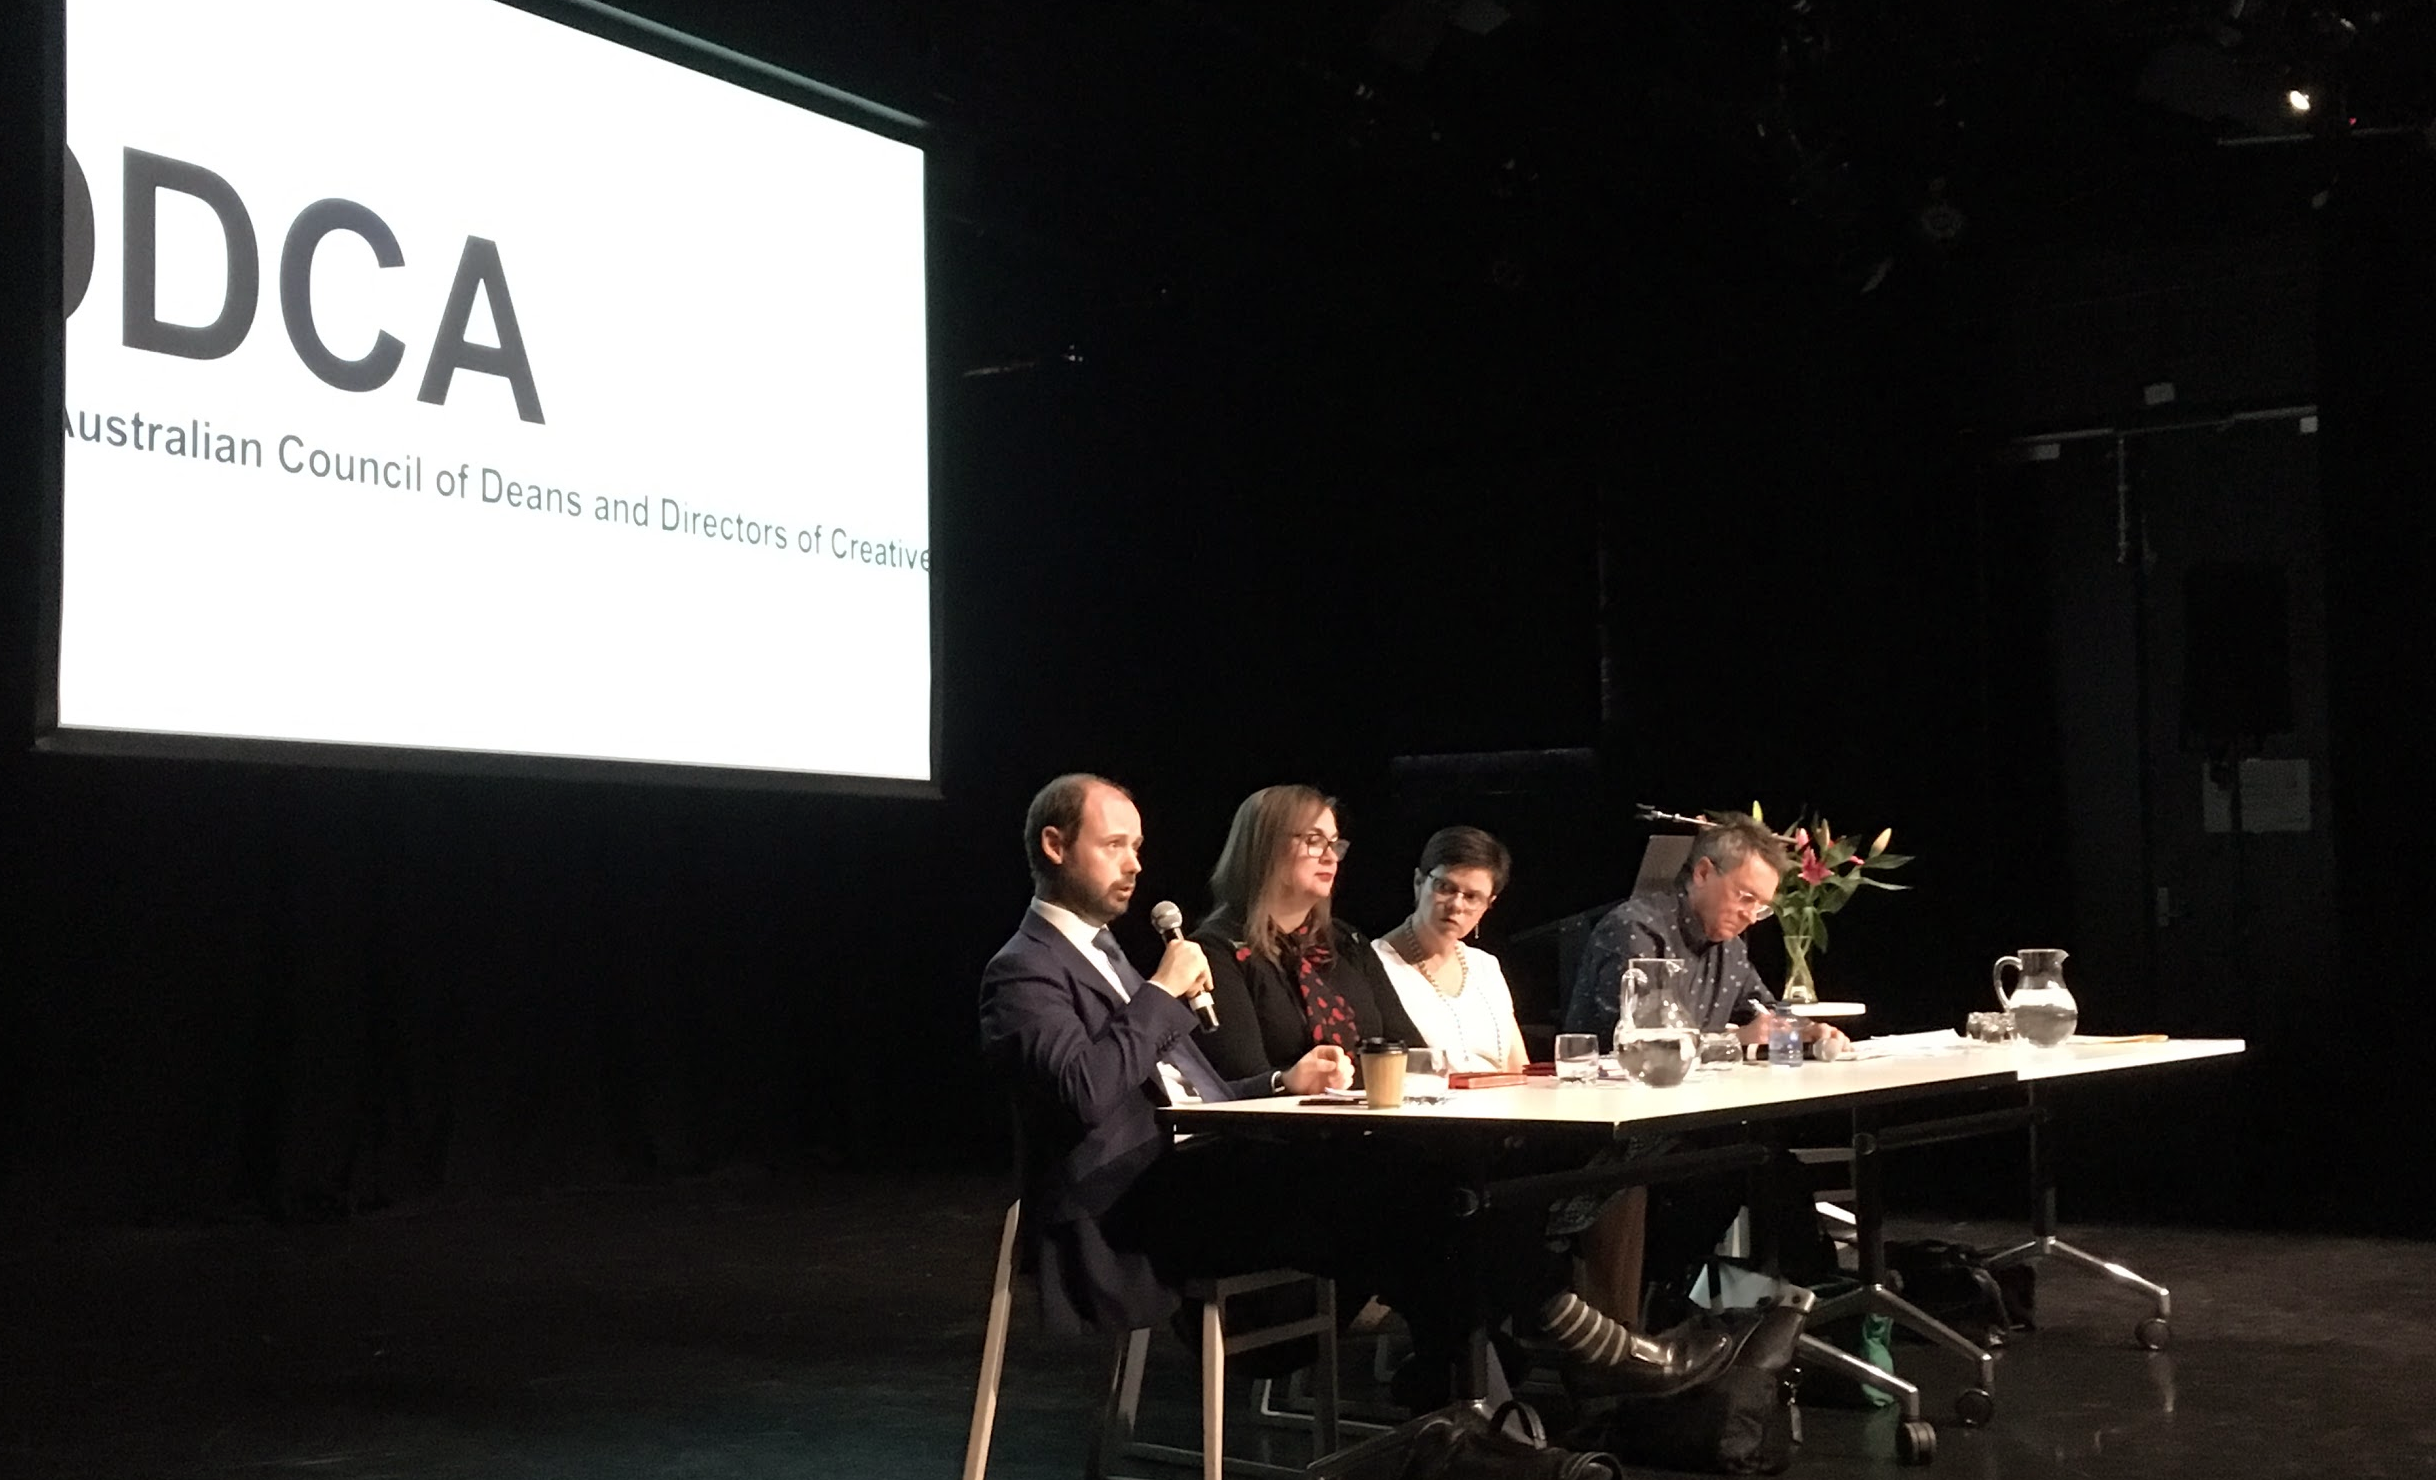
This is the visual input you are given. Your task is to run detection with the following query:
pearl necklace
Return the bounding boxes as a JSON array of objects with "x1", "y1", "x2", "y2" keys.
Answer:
[{"x1": 1392, "y1": 924, "x2": 1468, "y2": 998}]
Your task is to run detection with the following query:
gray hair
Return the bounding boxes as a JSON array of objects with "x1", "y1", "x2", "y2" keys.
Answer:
[{"x1": 1676, "y1": 813, "x2": 1789, "y2": 886}]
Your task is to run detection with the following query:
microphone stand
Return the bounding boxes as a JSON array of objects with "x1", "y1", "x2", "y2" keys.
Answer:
[{"x1": 1633, "y1": 803, "x2": 1801, "y2": 849}]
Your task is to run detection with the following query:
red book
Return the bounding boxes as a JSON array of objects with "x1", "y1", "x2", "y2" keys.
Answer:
[{"x1": 1448, "y1": 1071, "x2": 1529, "y2": 1089}]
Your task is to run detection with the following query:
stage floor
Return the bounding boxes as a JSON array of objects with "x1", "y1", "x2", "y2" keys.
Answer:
[{"x1": 1, "y1": 1170, "x2": 2421, "y2": 1479}]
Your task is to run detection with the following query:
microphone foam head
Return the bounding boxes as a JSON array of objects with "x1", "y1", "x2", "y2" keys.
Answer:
[{"x1": 1150, "y1": 900, "x2": 1184, "y2": 934}]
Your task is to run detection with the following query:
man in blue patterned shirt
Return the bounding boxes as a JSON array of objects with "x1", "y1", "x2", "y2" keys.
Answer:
[
  {"x1": 1564, "y1": 815, "x2": 1847, "y2": 1055},
  {"x1": 1561, "y1": 815, "x2": 1847, "y2": 1320}
]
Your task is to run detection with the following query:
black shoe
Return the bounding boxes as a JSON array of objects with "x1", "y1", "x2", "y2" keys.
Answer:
[{"x1": 1538, "y1": 1293, "x2": 1748, "y2": 1400}]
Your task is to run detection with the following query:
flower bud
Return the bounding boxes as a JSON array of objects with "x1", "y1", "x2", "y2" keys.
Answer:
[{"x1": 1870, "y1": 827, "x2": 1893, "y2": 857}]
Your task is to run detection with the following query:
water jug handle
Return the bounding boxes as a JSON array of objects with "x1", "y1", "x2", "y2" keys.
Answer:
[{"x1": 1991, "y1": 954, "x2": 2022, "y2": 1010}]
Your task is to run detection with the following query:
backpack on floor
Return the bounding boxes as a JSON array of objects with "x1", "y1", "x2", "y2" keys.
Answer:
[
  {"x1": 1885, "y1": 1239, "x2": 2035, "y2": 1347},
  {"x1": 1392, "y1": 1400, "x2": 1626, "y2": 1480}
]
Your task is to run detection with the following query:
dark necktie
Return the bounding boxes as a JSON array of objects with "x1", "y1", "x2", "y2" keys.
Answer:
[
  {"x1": 1096, "y1": 928, "x2": 1209, "y2": 1099},
  {"x1": 1090, "y1": 929, "x2": 1133, "y2": 996}
]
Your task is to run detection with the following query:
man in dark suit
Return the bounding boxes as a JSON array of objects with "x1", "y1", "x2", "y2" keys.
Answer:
[
  {"x1": 977, "y1": 772, "x2": 1352, "y2": 1334},
  {"x1": 978, "y1": 773, "x2": 1749, "y2": 1402}
]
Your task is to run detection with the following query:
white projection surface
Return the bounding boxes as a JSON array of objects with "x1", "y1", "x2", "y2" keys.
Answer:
[{"x1": 58, "y1": 0, "x2": 931, "y2": 784}]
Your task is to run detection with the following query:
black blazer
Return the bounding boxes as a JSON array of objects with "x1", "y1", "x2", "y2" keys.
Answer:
[
  {"x1": 1190, "y1": 917, "x2": 1424, "y2": 1083},
  {"x1": 977, "y1": 906, "x2": 1270, "y2": 1334}
]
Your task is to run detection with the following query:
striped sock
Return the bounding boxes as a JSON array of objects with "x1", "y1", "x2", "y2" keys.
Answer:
[{"x1": 1537, "y1": 1291, "x2": 1638, "y2": 1368}]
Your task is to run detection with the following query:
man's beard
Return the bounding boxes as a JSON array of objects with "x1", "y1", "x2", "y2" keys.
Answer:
[{"x1": 1057, "y1": 871, "x2": 1133, "y2": 925}]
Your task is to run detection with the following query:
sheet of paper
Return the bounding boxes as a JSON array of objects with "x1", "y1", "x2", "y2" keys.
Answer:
[{"x1": 1846, "y1": 1029, "x2": 1972, "y2": 1060}]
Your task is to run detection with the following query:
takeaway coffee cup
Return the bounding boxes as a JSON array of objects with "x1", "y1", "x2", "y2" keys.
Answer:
[{"x1": 1358, "y1": 1038, "x2": 1408, "y2": 1108}]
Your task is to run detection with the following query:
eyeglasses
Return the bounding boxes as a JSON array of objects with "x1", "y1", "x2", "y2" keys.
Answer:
[
  {"x1": 1294, "y1": 831, "x2": 1352, "y2": 860},
  {"x1": 1424, "y1": 873, "x2": 1495, "y2": 911}
]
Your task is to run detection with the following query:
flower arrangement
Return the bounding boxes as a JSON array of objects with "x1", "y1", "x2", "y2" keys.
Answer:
[{"x1": 1749, "y1": 802, "x2": 1912, "y2": 1003}]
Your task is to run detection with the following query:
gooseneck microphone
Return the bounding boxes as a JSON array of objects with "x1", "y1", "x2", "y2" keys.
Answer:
[{"x1": 1150, "y1": 900, "x2": 1220, "y2": 1031}]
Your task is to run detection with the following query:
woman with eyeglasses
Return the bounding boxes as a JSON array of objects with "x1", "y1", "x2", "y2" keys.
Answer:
[
  {"x1": 1372, "y1": 827, "x2": 1528, "y2": 1075},
  {"x1": 1192, "y1": 784, "x2": 1423, "y2": 1083}
]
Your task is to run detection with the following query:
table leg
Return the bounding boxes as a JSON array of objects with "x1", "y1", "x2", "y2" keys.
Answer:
[
  {"x1": 1446, "y1": 1146, "x2": 1495, "y2": 1403},
  {"x1": 1849, "y1": 1110, "x2": 1999, "y2": 1418}
]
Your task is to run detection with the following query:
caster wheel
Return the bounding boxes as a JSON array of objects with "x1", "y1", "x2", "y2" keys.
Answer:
[
  {"x1": 1897, "y1": 1419, "x2": 1938, "y2": 1466},
  {"x1": 2135, "y1": 1317, "x2": 2170, "y2": 1351},
  {"x1": 1954, "y1": 1388, "x2": 1995, "y2": 1427}
]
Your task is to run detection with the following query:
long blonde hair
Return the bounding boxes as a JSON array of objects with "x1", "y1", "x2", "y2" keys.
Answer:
[{"x1": 1205, "y1": 784, "x2": 1336, "y2": 964}]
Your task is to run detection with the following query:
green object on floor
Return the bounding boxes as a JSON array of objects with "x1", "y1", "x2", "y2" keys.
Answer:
[
  {"x1": 1853, "y1": 1314, "x2": 1898, "y2": 1409},
  {"x1": 1796, "y1": 1278, "x2": 1898, "y2": 1411}
]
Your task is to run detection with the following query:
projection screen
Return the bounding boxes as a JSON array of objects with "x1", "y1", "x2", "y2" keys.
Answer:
[{"x1": 46, "y1": 0, "x2": 935, "y2": 792}]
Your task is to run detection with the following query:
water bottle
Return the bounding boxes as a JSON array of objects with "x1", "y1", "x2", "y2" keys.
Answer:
[{"x1": 1767, "y1": 1012, "x2": 1803, "y2": 1068}]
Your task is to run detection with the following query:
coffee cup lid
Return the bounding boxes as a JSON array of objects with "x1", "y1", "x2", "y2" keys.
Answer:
[{"x1": 1357, "y1": 1037, "x2": 1406, "y2": 1055}]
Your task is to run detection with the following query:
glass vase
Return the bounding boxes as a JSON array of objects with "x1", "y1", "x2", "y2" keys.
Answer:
[{"x1": 1781, "y1": 933, "x2": 1819, "y2": 1004}]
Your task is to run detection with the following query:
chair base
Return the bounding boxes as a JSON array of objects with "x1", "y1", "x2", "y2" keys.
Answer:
[{"x1": 1982, "y1": 1234, "x2": 2173, "y2": 1349}]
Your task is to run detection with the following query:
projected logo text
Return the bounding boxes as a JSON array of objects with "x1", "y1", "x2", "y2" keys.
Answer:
[{"x1": 63, "y1": 147, "x2": 547, "y2": 424}]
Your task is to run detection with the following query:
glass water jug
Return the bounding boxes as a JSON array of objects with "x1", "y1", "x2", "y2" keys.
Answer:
[
  {"x1": 1615, "y1": 957, "x2": 1698, "y2": 1086},
  {"x1": 1992, "y1": 948, "x2": 2078, "y2": 1048}
]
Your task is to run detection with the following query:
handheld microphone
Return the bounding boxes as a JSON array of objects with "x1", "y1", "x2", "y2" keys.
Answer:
[{"x1": 1150, "y1": 900, "x2": 1220, "y2": 1031}]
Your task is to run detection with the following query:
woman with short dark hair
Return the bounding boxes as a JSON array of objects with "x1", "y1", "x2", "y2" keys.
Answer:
[
  {"x1": 1373, "y1": 826, "x2": 1527, "y2": 1074},
  {"x1": 1192, "y1": 785, "x2": 1422, "y2": 1082}
]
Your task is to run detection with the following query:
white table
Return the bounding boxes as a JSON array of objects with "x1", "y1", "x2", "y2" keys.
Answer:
[
  {"x1": 2011, "y1": 1034, "x2": 2245, "y2": 1078},
  {"x1": 1164, "y1": 1036, "x2": 2245, "y2": 1466},
  {"x1": 1166, "y1": 1036, "x2": 2241, "y2": 1135}
]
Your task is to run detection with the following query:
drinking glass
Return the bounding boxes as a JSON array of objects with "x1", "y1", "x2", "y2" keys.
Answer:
[
  {"x1": 1405, "y1": 1045, "x2": 1449, "y2": 1103},
  {"x1": 1966, "y1": 1010, "x2": 2017, "y2": 1044},
  {"x1": 1698, "y1": 1031, "x2": 1745, "y2": 1071},
  {"x1": 1554, "y1": 1033, "x2": 1600, "y2": 1085}
]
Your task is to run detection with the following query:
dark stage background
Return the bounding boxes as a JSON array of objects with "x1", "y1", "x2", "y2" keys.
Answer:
[{"x1": 5, "y1": 0, "x2": 2432, "y2": 1232}]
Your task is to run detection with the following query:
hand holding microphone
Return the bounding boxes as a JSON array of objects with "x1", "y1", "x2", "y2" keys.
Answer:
[{"x1": 1148, "y1": 900, "x2": 1220, "y2": 1030}]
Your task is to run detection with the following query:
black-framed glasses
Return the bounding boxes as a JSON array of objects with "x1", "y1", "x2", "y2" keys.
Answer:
[{"x1": 1294, "y1": 831, "x2": 1352, "y2": 860}]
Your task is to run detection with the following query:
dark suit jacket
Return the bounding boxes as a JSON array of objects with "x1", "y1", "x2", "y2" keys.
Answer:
[
  {"x1": 1191, "y1": 918, "x2": 1424, "y2": 1083},
  {"x1": 978, "y1": 906, "x2": 1271, "y2": 1334}
]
